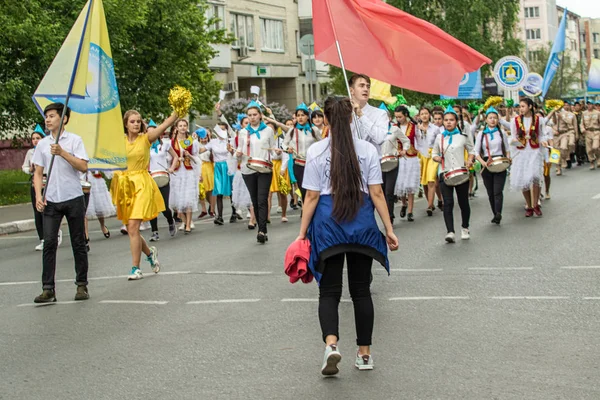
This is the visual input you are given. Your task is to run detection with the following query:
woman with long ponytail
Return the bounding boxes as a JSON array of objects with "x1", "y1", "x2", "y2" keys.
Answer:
[{"x1": 296, "y1": 96, "x2": 398, "y2": 376}]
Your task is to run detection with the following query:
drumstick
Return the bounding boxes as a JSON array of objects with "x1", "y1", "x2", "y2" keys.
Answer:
[{"x1": 157, "y1": 162, "x2": 177, "y2": 176}]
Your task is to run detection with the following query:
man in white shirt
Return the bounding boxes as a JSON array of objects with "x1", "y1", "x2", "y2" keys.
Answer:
[
  {"x1": 349, "y1": 74, "x2": 389, "y2": 154},
  {"x1": 32, "y1": 103, "x2": 90, "y2": 303}
]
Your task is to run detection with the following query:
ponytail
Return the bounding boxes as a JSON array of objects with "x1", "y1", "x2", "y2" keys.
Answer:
[{"x1": 324, "y1": 97, "x2": 363, "y2": 222}]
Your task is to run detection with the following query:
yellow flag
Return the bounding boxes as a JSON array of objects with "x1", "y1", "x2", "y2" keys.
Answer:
[
  {"x1": 32, "y1": 0, "x2": 126, "y2": 170},
  {"x1": 369, "y1": 78, "x2": 397, "y2": 104},
  {"x1": 308, "y1": 102, "x2": 320, "y2": 111},
  {"x1": 549, "y1": 147, "x2": 561, "y2": 164}
]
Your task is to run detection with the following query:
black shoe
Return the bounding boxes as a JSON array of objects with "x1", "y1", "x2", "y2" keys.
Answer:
[
  {"x1": 248, "y1": 223, "x2": 256, "y2": 230},
  {"x1": 407, "y1": 213, "x2": 414, "y2": 222},
  {"x1": 236, "y1": 213, "x2": 243, "y2": 220},
  {"x1": 74, "y1": 285, "x2": 89, "y2": 301},
  {"x1": 566, "y1": 160, "x2": 572, "y2": 169},
  {"x1": 437, "y1": 200, "x2": 444, "y2": 211},
  {"x1": 427, "y1": 207, "x2": 433, "y2": 217},
  {"x1": 85, "y1": 237, "x2": 90, "y2": 253},
  {"x1": 214, "y1": 217, "x2": 224, "y2": 226},
  {"x1": 400, "y1": 205, "x2": 407, "y2": 218},
  {"x1": 174, "y1": 216, "x2": 182, "y2": 223},
  {"x1": 257, "y1": 232, "x2": 266, "y2": 244},
  {"x1": 229, "y1": 215, "x2": 237, "y2": 223},
  {"x1": 494, "y1": 213, "x2": 502, "y2": 225},
  {"x1": 34, "y1": 289, "x2": 56, "y2": 304}
]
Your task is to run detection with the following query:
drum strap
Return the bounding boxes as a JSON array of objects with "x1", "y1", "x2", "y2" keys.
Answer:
[{"x1": 484, "y1": 134, "x2": 492, "y2": 159}]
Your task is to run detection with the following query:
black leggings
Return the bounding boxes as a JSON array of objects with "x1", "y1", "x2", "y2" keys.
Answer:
[
  {"x1": 481, "y1": 169, "x2": 507, "y2": 215},
  {"x1": 439, "y1": 179, "x2": 470, "y2": 233},
  {"x1": 216, "y1": 195, "x2": 224, "y2": 217},
  {"x1": 293, "y1": 164, "x2": 306, "y2": 201},
  {"x1": 319, "y1": 252, "x2": 374, "y2": 346},
  {"x1": 150, "y1": 183, "x2": 174, "y2": 232},
  {"x1": 30, "y1": 185, "x2": 44, "y2": 240},
  {"x1": 243, "y1": 172, "x2": 272, "y2": 234},
  {"x1": 382, "y1": 166, "x2": 399, "y2": 220}
]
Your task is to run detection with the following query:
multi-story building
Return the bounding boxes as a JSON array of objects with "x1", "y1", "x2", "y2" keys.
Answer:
[
  {"x1": 581, "y1": 17, "x2": 600, "y2": 68},
  {"x1": 518, "y1": 0, "x2": 558, "y2": 64},
  {"x1": 205, "y1": 0, "x2": 327, "y2": 113},
  {"x1": 557, "y1": 6, "x2": 584, "y2": 90}
]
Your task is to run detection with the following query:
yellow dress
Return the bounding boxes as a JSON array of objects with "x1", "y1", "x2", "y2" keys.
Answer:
[
  {"x1": 111, "y1": 134, "x2": 166, "y2": 224},
  {"x1": 420, "y1": 148, "x2": 440, "y2": 185},
  {"x1": 201, "y1": 161, "x2": 215, "y2": 192}
]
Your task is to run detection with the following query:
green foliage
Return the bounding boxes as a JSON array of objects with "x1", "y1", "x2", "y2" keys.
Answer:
[
  {"x1": 0, "y1": 0, "x2": 232, "y2": 139},
  {"x1": 0, "y1": 170, "x2": 31, "y2": 206},
  {"x1": 528, "y1": 44, "x2": 586, "y2": 99},
  {"x1": 328, "y1": 0, "x2": 523, "y2": 105}
]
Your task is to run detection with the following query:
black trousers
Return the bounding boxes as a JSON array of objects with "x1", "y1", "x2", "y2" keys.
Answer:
[
  {"x1": 30, "y1": 185, "x2": 44, "y2": 240},
  {"x1": 439, "y1": 178, "x2": 470, "y2": 233},
  {"x1": 150, "y1": 183, "x2": 174, "y2": 232},
  {"x1": 481, "y1": 169, "x2": 507, "y2": 215},
  {"x1": 243, "y1": 172, "x2": 272, "y2": 234},
  {"x1": 293, "y1": 164, "x2": 306, "y2": 201},
  {"x1": 42, "y1": 196, "x2": 88, "y2": 290},
  {"x1": 382, "y1": 166, "x2": 399, "y2": 220},
  {"x1": 319, "y1": 252, "x2": 374, "y2": 346}
]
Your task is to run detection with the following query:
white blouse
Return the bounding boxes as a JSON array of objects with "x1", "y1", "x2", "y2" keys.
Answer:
[
  {"x1": 204, "y1": 139, "x2": 230, "y2": 163},
  {"x1": 282, "y1": 126, "x2": 320, "y2": 158},
  {"x1": 22, "y1": 148, "x2": 36, "y2": 175},
  {"x1": 149, "y1": 140, "x2": 172, "y2": 172},
  {"x1": 432, "y1": 132, "x2": 475, "y2": 172},
  {"x1": 474, "y1": 128, "x2": 510, "y2": 158},
  {"x1": 420, "y1": 124, "x2": 440, "y2": 153},
  {"x1": 381, "y1": 125, "x2": 410, "y2": 157},
  {"x1": 509, "y1": 116, "x2": 549, "y2": 148},
  {"x1": 237, "y1": 125, "x2": 276, "y2": 175}
]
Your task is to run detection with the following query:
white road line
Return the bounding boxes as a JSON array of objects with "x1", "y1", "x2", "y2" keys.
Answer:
[
  {"x1": 390, "y1": 268, "x2": 443, "y2": 272},
  {"x1": 203, "y1": 271, "x2": 272, "y2": 275},
  {"x1": 0, "y1": 280, "x2": 40, "y2": 287},
  {"x1": 468, "y1": 267, "x2": 534, "y2": 271},
  {"x1": 17, "y1": 301, "x2": 81, "y2": 307},
  {"x1": 592, "y1": 193, "x2": 600, "y2": 200},
  {"x1": 389, "y1": 296, "x2": 469, "y2": 301},
  {"x1": 490, "y1": 296, "x2": 569, "y2": 300},
  {"x1": 560, "y1": 266, "x2": 600, "y2": 270},
  {"x1": 0, "y1": 271, "x2": 190, "y2": 287},
  {"x1": 186, "y1": 299, "x2": 261, "y2": 305},
  {"x1": 583, "y1": 297, "x2": 600, "y2": 300},
  {"x1": 281, "y1": 298, "x2": 318, "y2": 302},
  {"x1": 99, "y1": 300, "x2": 168, "y2": 305},
  {"x1": 0, "y1": 236, "x2": 39, "y2": 240}
]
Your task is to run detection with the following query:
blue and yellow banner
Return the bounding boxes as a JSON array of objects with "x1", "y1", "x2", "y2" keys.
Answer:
[
  {"x1": 32, "y1": 0, "x2": 126, "y2": 170},
  {"x1": 541, "y1": 9, "x2": 567, "y2": 100},
  {"x1": 441, "y1": 70, "x2": 482, "y2": 100}
]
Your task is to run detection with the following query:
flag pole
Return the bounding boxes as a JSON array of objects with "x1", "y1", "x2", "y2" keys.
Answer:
[{"x1": 42, "y1": 0, "x2": 94, "y2": 202}]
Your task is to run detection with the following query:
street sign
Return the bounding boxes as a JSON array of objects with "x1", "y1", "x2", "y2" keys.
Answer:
[
  {"x1": 521, "y1": 72, "x2": 544, "y2": 97},
  {"x1": 493, "y1": 56, "x2": 528, "y2": 89},
  {"x1": 299, "y1": 34, "x2": 315, "y2": 56}
]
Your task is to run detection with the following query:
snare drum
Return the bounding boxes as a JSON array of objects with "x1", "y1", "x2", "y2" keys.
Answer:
[
  {"x1": 380, "y1": 154, "x2": 399, "y2": 172},
  {"x1": 486, "y1": 156, "x2": 511, "y2": 173},
  {"x1": 150, "y1": 170, "x2": 170, "y2": 188},
  {"x1": 247, "y1": 158, "x2": 273, "y2": 173},
  {"x1": 81, "y1": 180, "x2": 92, "y2": 194},
  {"x1": 443, "y1": 167, "x2": 469, "y2": 186},
  {"x1": 294, "y1": 156, "x2": 306, "y2": 167}
]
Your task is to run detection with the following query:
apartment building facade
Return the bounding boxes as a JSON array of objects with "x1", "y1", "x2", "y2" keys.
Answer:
[
  {"x1": 581, "y1": 18, "x2": 600, "y2": 68},
  {"x1": 518, "y1": 0, "x2": 558, "y2": 64}
]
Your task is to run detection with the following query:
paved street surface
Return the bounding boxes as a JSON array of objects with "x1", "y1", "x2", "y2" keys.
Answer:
[{"x1": 1, "y1": 167, "x2": 599, "y2": 400}]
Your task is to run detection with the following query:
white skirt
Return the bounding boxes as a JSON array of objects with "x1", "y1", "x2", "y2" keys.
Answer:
[
  {"x1": 395, "y1": 157, "x2": 421, "y2": 196},
  {"x1": 510, "y1": 146, "x2": 544, "y2": 191},
  {"x1": 169, "y1": 165, "x2": 199, "y2": 212},
  {"x1": 86, "y1": 175, "x2": 116, "y2": 218},
  {"x1": 232, "y1": 170, "x2": 252, "y2": 208}
]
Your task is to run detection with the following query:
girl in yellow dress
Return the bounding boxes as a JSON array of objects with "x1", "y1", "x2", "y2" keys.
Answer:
[{"x1": 112, "y1": 109, "x2": 178, "y2": 280}]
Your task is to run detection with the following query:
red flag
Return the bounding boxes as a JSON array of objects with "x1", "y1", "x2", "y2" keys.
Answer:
[{"x1": 313, "y1": 0, "x2": 492, "y2": 96}]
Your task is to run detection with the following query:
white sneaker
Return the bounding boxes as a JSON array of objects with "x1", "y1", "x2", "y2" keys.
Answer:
[
  {"x1": 445, "y1": 232, "x2": 456, "y2": 243},
  {"x1": 57, "y1": 229, "x2": 63, "y2": 247},
  {"x1": 35, "y1": 240, "x2": 44, "y2": 251},
  {"x1": 147, "y1": 246, "x2": 160, "y2": 273},
  {"x1": 127, "y1": 267, "x2": 143, "y2": 280},
  {"x1": 355, "y1": 352, "x2": 374, "y2": 371},
  {"x1": 246, "y1": 212, "x2": 251, "y2": 220},
  {"x1": 461, "y1": 228, "x2": 470, "y2": 240},
  {"x1": 321, "y1": 344, "x2": 342, "y2": 376},
  {"x1": 236, "y1": 209, "x2": 243, "y2": 218},
  {"x1": 276, "y1": 206, "x2": 282, "y2": 214},
  {"x1": 140, "y1": 222, "x2": 151, "y2": 231},
  {"x1": 190, "y1": 222, "x2": 195, "y2": 230},
  {"x1": 179, "y1": 222, "x2": 186, "y2": 231}
]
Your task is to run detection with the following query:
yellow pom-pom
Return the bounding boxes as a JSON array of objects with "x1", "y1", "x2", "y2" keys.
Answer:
[
  {"x1": 484, "y1": 96, "x2": 503, "y2": 111},
  {"x1": 545, "y1": 99, "x2": 564, "y2": 110},
  {"x1": 198, "y1": 182, "x2": 206, "y2": 200},
  {"x1": 278, "y1": 174, "x2": 291, "y2": 196},
  {"x1": 169, "y1": 86, "x2": 193, "y2": 117}
]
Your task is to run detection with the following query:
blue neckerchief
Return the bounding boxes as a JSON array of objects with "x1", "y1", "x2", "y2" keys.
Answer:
[
  {"x1": 151, "y1": 140, "x2": 160, "y2": 153},
  {"x1": 483, "y1": 126, "x2": 498, "y2": 141},
  {"x1": 387, "y1": 122, "x2": 392, "y2": 135},
  {"x1": 296, "y1": 123, "x2": 311, "y2": 134},
  {"x1": 443, "y1": 128, "x2": 460, "y2": 144},
  {"x1": 247, "y1": 121, "x2": 267, "y2": 139}
]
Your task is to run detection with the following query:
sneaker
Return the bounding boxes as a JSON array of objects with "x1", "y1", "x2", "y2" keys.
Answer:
[
  {"x1": 169, "y1": 222, "x2": 177, "y2": 237},
  {"x1": 140, "y1": 222, "x2": 150, "y2": 231},
  {"x1": 445, "y1": 232, "x2": 455, "y2": 243},
  {"x1": 74, "y1": 285, "x2": 89, "y2": 301},
  {"x1": 533, "y1": 205, "x2": 543, "y2": 217},
  {"x1": 34, "y1": 289, "x2": 56, "y2": 304},
  {"x1": 147, "y1": 246, "x2": 160, "y2": 273},
  {"x1": 321, "y1": 344, "x2": 342, "y2": 376},
  {"x1": 281, "y1": 217, "x2": 288, "y2": 223},
  {"x1": 400, "y1": 205, "x2": 407, "y2": 218},
  {"x1": 236, "y1": 209, "x2": 244, "y2": 219},
  {"x1": 85, "y1": 238, "x2": 90, "y2": 253},
  {"x1": 190, "y1": 222, "x2": 195, "y2": 230},
  {"x1": 149, "y1": 232, "x2": 160, "y2": 242},
  {"x1": 209, "y1": 212, "x2": 215, "y2": 218},
  {"x1": 407, "y1": 213, "x2": 414, "y2": 222},
  {"x1": 214, "y1": 217, "x2": 224, "y2": 226},
  {"x1": 197, "y1": 211, "x2": 207, "y2": 219},
  {"x1": 492, "y1": 213, "x2": 502, "y2": 225},
  {"x1": 277, "y1": 206, "x2": 282, "y2": 214},
  {"x1": 427, "y1": 207, "x2": 433, "y2": 217},
  {"x1": 257, "y1": 232, "x2": 267, "y2": 244},
  {"x1": 57, "y1": 229, "x2": 63, "y2": 247},
  {"x1": 120, "y1": 225, "x2": 128, "y2": 235},
  {"x1": 246, "y1": 211, "x2": 251, "y2": 220},
  {"x1": 35, "y1": 240, "x2": 44, "y2": 251},
  {"x1": 355, "y1": 353, "x2": 374, "y2": 371},
  {"x1": 525, "y1": 208, "x2": 534, "y2": 217},
  {"x1": 461, "y1": 228, "x2": 470, "y2": 240},
  {"x1": 128, "y1": 266, "x2": 144, "y2": 280},
  {"x1": 179, "y1": 222, "x2": 186, "y2": 231}
]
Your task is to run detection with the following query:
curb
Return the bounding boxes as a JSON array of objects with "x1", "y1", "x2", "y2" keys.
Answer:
[{"x1": 0, "y1": 215, "x2": 113, "y2": 236}]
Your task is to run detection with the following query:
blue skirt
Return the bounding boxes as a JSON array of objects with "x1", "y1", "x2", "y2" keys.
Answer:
[
  {"x1": 307, "y1": 194, "x2": 389, "y2": 283},
  {"x1": 288, "y1": 156, "x2": 297, "y2": 184},
  {"x1": 213, "y1": 161, "x2": 232, "y2": 196}
]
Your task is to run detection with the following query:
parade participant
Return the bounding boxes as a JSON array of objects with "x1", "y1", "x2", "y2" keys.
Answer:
[
  {"x1": 199, "y1": 124, "x2": 233, "y2": 225},
  {"x1": 380, "y1": 107, "x2": 410, "y2": 224},
  {"x1": 311, "y1": 108, "x2": 325, "y2": 134},
  {"x1": 197, "y1": 127, "x2": 214, "y2": 218},
  {"x1": 581, "y1": 100, "x2": 600, "y2": 170},
  {"x1": 147, "y1": 128, "x2": 177, "y2": 241},
  {"x1": 236, "y1": 101, "x2": 276, "y2": 243},
  {"x1": 32, "y1": 103, "x2": 89, "y2": 302},
  {"x1": 83, "y1": 170, "x2": 115, "y2": 242},
  {"x1": 554, "y1": 104, "x2": 579, "y2": 175},
  {"x1": 509, "y1": 98, "x2": 549, "y2": 217},
  {"x1": 474, "y1": 107, "x2": 511, "y2": 224},
  {"x1": 265, "y1": 122, "x2": 289, "y2": 223},
  {"x1": 432, "y1": 105, "x2": 475, "y2": 243},
  {"x1": 168, "y1": 119, "x2": 200, "y2": 234},
  {"x1": 229, "y1": 114, "x2": 257, "y2": 227},
  {"x1": 431, "y1": 110, "x2": 445, "y2": 210},
  {"x1": 348, "y1": 74, "x2": 388, "y2": 153},
  {"x1": 418, "y1": 107, "x2": 441, "y2": 215},
  {"x1": 284, "y1": 118, "x2": 300, "y2": 210},
  {"x1": 113, "y1": 109, "x2": 177, "y2": 281},
  {"x1": 297, "y1": 96, "x2": 398, "y2": 375},
  {"x1": 573, "y1": 101, "x2": 587, "y2": 165},
  {"x1": 394, "y1": 106, "x2": 423, "y2": 222},
  {"x1": 537, "y1": 109, "x2": 554, "y2": 200},
  {"x1": 282, "y1": 103, "x2": 320, "y2": 201}
]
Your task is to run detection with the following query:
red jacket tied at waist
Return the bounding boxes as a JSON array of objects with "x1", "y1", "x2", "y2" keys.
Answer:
[{"x1": 284, "y1": 239, "x2": 314, "y2": 284}]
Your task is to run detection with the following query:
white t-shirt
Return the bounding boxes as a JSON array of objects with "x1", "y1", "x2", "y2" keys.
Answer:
[
  {"x1": 302, "y1": 137, "x2": 382, "y2": 196},
  {"x1": 31, "y1": 130, "x2": 88, "y2": 203},
  {"x1": 149, "y1": 140, "x2": 172, "y2": 171},
  {"x1": 205, "y1": 139, "x2": 230, "y2": 163},
  {"x1": 351, "y1": 103, "x2": 389, "y2": 155}
]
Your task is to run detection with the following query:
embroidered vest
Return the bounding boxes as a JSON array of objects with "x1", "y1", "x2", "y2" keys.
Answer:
[
  {"x1": 398, "y1": 122, "x2": 418, "y2": 157},
  {"x1": 514, "y1": 115, "x2": 540, "y2": 149}
]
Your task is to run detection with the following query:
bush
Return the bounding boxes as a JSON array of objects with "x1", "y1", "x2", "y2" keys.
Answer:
[
  {"x1": 220, "y1": 98, "x2": 292, "y2": 126},
  {"x1": 0, "y1": 170, "x2": 31, "y2": 206}
]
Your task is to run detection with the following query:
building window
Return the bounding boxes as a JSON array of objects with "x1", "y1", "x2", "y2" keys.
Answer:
[
  {"x1": 582, "y1": 33, "x2": 586, "y2": 43},
  {"x1": 205, "y1": 3, "x2": 225, "y2": 31},
  {"x1": 583, "y1": 49, "x2": 587, "y2": 58},
  {"x1": 525, "y1": 7, "x2": 539, "y2": 18},
  {"x1": 595, "y1": 49, "x2": 600, "y2": 59},
  {"x1": 594, "y1": 33, "x2": 599, "y2": 44},
  {"x1": 260, "y1": 18, "x2": 284, "y2": 52},
  {"x1": 295, "y1": 30, "x2": 301, "y2": 57},
  {"x1": 230, "y1": 13, "x2": 254, "y2": 49},
  {"x1": 526, "y1": 29, "x2": 541, "y2": 40},
  {"x1": 528, "y1": 51, "x2": 541, "y2": 63}
]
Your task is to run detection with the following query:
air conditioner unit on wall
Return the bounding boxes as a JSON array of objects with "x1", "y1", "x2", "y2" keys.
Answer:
[
  {"x1": 238, "y1": 46, "x2": 249, "y2": 59},
  {"x1": 224, "y1": 81, "x2": 238, "y2": 92}
]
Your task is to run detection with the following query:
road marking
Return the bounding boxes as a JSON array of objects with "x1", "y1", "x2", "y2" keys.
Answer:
[
  {"x1": 186, "y1": 299, "x2": 261, "y2": 305},
  {"x1": 490, "y1": 296, "x2": 569, "y2": 300},
  {"x1": 560, "y1": 266, "x2": 600, "y2": 270},
  {"x1": 99, "y1": 300, "x2": 168, "y2": 305},
  {"x1": 17, "y1": 301, "x2": 81, "y2": 307},
  {"x1": 592, "y1": 193, "x2": 600, "y2": 200},
  {"x1": 0, "y1": 280, "x2": 40, "y2": 287},
  {"x1": 203, "y1": 271, "x2": 272, "y2": 275},
  {"x1": 390, "y1": 268, "x2": 443, "y2": 272},
  {"x1": 0, "y1": 271, "x2": 190, "y2": 287},
  {"x1": 468, "y1": 267, "x2": 534, "y2": 271},
  {"x1": 583, "y1": 297, "x2": 600, "y2": 300},
  {"x1": 389, "y1": 296, "x2": 469, "y2": 301},
  {"x1": 281, "y1": 298, "x2": 317, "y2": 302},
  {"x1": 0, "y1": 236, "x2": 39, "y2": 240}
]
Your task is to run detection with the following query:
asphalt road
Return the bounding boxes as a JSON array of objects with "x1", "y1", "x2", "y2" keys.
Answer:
[{"x1": 1, "y1": 166, "x2": 599, "y2": 400}]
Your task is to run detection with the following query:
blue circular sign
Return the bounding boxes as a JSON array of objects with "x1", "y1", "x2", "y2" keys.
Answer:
[
  {"x1": 521, "y1": 72, "x2": 544, "y2": 97},
  {"x1": 493, "y1": 56, "x2": 529, "y2": 89}
]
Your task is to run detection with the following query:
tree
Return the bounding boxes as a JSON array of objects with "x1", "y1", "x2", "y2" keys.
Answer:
[
  {"x1": 0, "y1": 0, "x2": 231, "y2": 139},
  {"x1": 327, "y1": 0, "x2": 523, "y2": 105},
  {"x1": 528, "y1": 44, "x2": 586, "y2": 99}
]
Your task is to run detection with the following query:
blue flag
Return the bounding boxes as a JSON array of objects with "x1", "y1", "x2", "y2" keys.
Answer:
[
  {"x1": 440, "y1": 70, "x2": 482, "y2": 100},
  {"x1": 541, "y1": 9, "x2": 567, "y2": 100}
]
